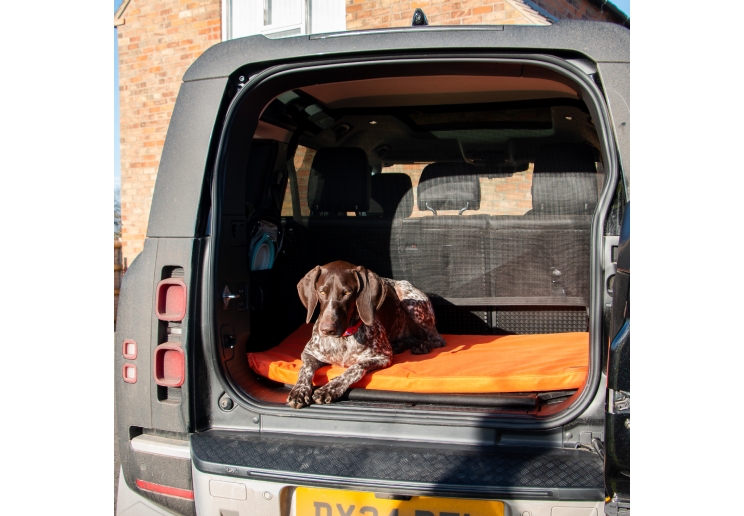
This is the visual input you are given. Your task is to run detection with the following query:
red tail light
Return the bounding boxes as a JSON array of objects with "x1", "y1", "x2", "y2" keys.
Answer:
[
  {"x1": 154, "y1": 343, "x2": 185, "y2": 387},
  {"x1": 155, "y1": 279, "x2": 186, "y2": 321}
]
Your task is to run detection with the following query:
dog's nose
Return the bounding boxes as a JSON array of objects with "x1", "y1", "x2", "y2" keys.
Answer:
[{"x1": 319, "y1": 324, "x2": 337, "y2": 336}]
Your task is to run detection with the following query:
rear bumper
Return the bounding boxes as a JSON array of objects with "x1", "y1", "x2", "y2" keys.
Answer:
[
  {"x1": 192, "y1": 467, "x2": 606, "y2": 516},
  {"x1": 191, "y1": 430, "x2": 605, "y2": 503},
  {"x1": 116, "y1": 466, "x2": 178, "y2": 516}
]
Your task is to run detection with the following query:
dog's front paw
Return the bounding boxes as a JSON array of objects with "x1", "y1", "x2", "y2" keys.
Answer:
[
  {"x1": 312, "y1": 383, "x2": 345, "y2": 405},
  {"x1": 287, "y1": 383, "x2": 314, "y2": 409}
]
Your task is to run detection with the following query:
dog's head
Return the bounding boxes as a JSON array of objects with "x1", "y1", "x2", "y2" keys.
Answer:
[{"x1": 297, "y1": 261, "x2": 387, "y2": 337}]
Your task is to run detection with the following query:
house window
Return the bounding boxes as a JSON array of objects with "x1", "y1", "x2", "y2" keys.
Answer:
[{"x1": 225, "y1": 0, "x2": 346, "y2": 39}]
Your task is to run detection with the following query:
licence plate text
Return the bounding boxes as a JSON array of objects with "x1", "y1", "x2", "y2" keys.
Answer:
[{"x1": 296, "y1": 487, "x2": 504, "y2": 516}]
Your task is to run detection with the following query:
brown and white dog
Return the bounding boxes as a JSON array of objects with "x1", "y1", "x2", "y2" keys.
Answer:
[{"x1": 287, "y1": 260, "x2": 446, "y2": 409}]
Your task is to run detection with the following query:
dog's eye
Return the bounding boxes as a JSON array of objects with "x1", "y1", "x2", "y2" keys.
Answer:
[
  {"x1": 343, "y1": 291, "x2": 350, "y2": 296},
  {"x1": 319, "y1": 291, "x2": 326, "y2": 296}
]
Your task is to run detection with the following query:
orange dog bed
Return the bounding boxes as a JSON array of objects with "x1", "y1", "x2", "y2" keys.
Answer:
[{"x1": 248, "y1": 324, "x2": 589, "y2": 393}]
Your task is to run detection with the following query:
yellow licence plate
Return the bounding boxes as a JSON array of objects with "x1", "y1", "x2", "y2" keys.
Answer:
[{"x1": 296, "y1": 487, "x2": 504, "y2": 516}]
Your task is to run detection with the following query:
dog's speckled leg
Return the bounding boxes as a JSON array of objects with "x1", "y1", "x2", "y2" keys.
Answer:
[
  {"x1": 287, "y1": 352, "x2": 325, "y2": 409},
  {"x1": 395, "y1": 281, "x2": 446, "y2": 354},
  {"x1": 311, "y1": 354, "x2": 391, "y2": 404}
]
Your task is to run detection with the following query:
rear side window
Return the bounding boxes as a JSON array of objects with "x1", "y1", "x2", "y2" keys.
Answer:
[{"x1": 282, "y1": 150, "x2": 537, "y2": 218}]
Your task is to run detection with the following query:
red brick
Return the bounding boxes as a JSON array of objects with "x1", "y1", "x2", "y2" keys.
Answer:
[
  {"x1": 459, "y1": 14, "x2": 483, "y2": 23},
  {"x1": 450, "y1": 9, "x2": 472, "y2": 18}
]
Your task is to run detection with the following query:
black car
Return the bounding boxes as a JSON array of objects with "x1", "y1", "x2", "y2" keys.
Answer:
[{"x1": 115, "y1": 20, "x2": 630, "y2": 516}]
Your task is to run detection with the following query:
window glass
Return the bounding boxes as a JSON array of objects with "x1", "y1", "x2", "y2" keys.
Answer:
[
  {"x1": 381, "y1": 164, "x2": 533, "y2": 217},
  {"x1": 281, "y1": 146, "x2": 315, "y2": 217},
  {"x1": 282, "y1": 149, "x2": 535, "y2": 218}
]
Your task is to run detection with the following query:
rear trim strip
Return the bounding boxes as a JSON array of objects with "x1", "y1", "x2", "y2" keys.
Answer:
[{"x1": 131, "y1": 434, "x2": 191, "y2": 459}]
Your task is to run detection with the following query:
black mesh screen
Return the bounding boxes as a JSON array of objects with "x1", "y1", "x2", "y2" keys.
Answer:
[
  {"x1": 281, "y1": 143, "x2": 603, "y2": 335},
  {"x1": 400, "y1": 218, "x2": 489, "y2": 298},
  {"x1": 488, "y1": 219, "x2": 592, "y2": 300},
  {"x1": 493, "y1": 309, "x2": 588, "y2": 334},
  {"x1": 433, "y1": 306, "x2": 490, "y2": 335}
]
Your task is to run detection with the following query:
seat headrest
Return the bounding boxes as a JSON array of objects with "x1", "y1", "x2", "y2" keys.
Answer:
[
  {"x1": 417, "y1": 163, "x2": 481, "y2": 213},
  {"x1": 531, "y1": 174, "x2": 598, "y2": 215},
  {"x1": 531, "y1": 144, "x2": 598, "y2": 215},
  {"x1": 369, "y1": 173, "x2": 414, "y2": 218},
  {"x1": 307, "y1": 148, "x2": 370, "y2": 213},
  {"x1": 533, "y1": 144, "x2": 597, "y2": 174}
]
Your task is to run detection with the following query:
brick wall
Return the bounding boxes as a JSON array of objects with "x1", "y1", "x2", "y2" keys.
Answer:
[
  {"x1": 377, "y1": 164, "x2": 533, "y2": 217},
  {"x1": 346, "y1": 0, "x2": 550, "y2": 30},
  {"x1": 528, "y1": 0, "x2": 624, "y2": 23},
  {"x1": 345, "y1": 0, "x2": 623, "y2": 30},
  {"x1": 117, "y1": 0, "x2": 221, "y2": 266}
]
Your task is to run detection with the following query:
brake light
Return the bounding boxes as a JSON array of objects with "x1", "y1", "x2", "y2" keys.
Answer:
[{"x1": 153, "y1": 343, "x2": 185, "y2": 387}]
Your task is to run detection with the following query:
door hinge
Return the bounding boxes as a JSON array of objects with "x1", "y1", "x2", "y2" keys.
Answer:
[{"x1": 608, "y1": 389, "x2": 630, "y2": 414}]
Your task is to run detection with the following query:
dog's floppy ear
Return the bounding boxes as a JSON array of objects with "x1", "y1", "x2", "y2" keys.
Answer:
[
  {"x1": 297, "y1": 266, "x2": 322, "y2": 323},
  {"x1": 354, "y1": 266, "x2": 387, "y2": 326}
]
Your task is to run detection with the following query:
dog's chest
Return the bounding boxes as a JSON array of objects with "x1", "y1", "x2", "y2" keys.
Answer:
[{"x1": 309, "y1": 322, "x2": 390, "y2": 367}]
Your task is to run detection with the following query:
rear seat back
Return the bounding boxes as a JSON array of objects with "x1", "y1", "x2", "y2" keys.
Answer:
[
  {"x1": 304, "y1": 150, "x2": 414, "y2": 278},
  {"x1": 304, "y1": 148, "x2": 372, "y2": 267},
  {"x1": 401, "y1": 163, "x2": 488, "y2": 299},
  {"x1": 488, "y1": 144, "x2": 598, "y2": 303},
  {"x1": 307, "y1": 147, "x2": 370, "y2": 216},
  {"x1": 369, "y1": 173, "x2": 414, "y2": 219},
  {"x1": 367, "y1": 173, "x2": 414, "y2": 278},
  {"x1": 416, "y1": 162, "x2": 482, "y2": 215},
  {"x1": 529, "y1": 144, "x2": 598, "y2": 216}
]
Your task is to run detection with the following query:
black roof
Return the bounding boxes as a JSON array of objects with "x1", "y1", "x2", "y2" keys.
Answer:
[{"x1": 183, "y1": 20, "x2": 629, "y2": 82}]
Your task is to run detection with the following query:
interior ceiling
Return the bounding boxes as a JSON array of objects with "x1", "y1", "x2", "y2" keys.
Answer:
[
  {"x1": 300, "y1": 75, "x2": 579, "y2": 109},
  {"x1": 255, "y1": 74, "x2": 597, "y2": 165}
]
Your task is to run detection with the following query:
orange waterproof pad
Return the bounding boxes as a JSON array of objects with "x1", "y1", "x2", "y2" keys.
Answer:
[{"x1": 248, "y1": 324, "x2": 589, "y2": 393}]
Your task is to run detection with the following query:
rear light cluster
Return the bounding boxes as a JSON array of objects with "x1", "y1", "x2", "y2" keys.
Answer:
[
  {"x1": 154, "y1": 271, "x2": 186, "y2": 390},
  {"x1": 121, "y1": 268, "x2": 187, "y2": 391},
  {"x1": 155, "y1": 278, "x2": 187, "y2": 321},
  {"x1": 154, "y1": 342, "x2": 185, "y2": 387}
]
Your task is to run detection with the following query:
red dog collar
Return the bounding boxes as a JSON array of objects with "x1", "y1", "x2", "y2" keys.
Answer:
[{"x1": 342, "y1": 319, "x2": 364, "y2": 337}]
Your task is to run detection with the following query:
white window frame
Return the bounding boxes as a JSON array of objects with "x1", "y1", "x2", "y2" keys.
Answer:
[{"x1": 223, "y1": 0, "x2": 345, "y2": 40}]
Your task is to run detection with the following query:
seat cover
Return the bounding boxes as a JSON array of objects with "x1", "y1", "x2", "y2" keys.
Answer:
[{"x1": 248, "y1": 324, "x2": 589, "y2": 393}]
